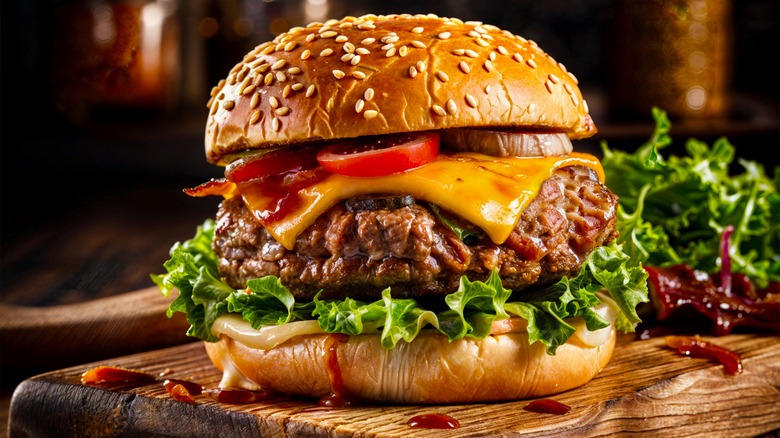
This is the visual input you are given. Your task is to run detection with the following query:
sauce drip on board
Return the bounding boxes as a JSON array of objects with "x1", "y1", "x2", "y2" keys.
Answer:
[
  {"x1": 318, "y1": 334, "x2": 358, "y2": 407},
  {"x1": 523, "y1": 399, "x2": 571, "y2": 415},
  {"x1": 407, "y1": 413, "x2": 460, "y2": 429},
  {"x1": 81, "y1": 366, "x2": 157, "y2": 386},
  {"x1": 665, "y1": 335, "x2": 743, "y2": 375}
]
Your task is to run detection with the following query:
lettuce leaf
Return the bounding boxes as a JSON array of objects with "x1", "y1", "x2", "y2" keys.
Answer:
[
  {"x1": 153, "y1": 221, "x2": 648, "y2": 354},
  {"x1": 601, "y1": 107, "x2": 780, "y2": 288}
]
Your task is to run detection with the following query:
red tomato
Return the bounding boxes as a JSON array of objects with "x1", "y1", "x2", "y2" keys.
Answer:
[
  {"x1": 315, "y1": 132, "x2": 440, "y2": 177},
  {"x1": 225, "y1": 145, "x2": 320, "y2": 183}
]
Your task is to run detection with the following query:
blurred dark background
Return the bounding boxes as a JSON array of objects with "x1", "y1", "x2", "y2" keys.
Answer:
[{"x1": 0, "y1": 0, "x2": 778, "y2": 394}]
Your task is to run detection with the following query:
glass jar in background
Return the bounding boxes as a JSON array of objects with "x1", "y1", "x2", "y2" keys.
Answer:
[
  {"x1": 608, "y1": 0, "x2": 734, "y2": 119},
  {"x1": 50, "y1": 0, "x2": 181, "y2": 125}
]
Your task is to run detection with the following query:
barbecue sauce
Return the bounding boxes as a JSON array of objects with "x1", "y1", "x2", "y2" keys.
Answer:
[
  {"x1": 665, "y1": 335, "x2": 743, "y2": 375},
  {"x1": 407, "y1": 413, "x2": 460, "y2": 429},
  {"x1": 318, "y1": 334, "x2": 358, "y2": 407},
  {"x1": 203, "y1": 387, "x2": 268, "y2": 404},
  {"x1": 523, "y1": 399, "x2": 571, "y2": 415},
  {"x1": 81, "y1": 366, "x2": 157, "y2": 386}
]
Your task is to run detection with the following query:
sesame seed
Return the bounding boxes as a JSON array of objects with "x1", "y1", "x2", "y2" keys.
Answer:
[
  {"x1": 261, "y1": 45, "x2": 275, "y2": 55},
  {"x1": 355, "y1": 99, "x2": 365, "y2": 113},
  {"x1": 484, "y1": 60, "x2": 493, "y2": 72},
  {"x1": 320, "y1": 30, "x2": 338, "y2": 38},
  {"x1": 567, "y1": 71, "x2": 579, "y2": 84},
  {"x1": 350, "y1": 55, "x2": 361, "y2": 65},
  {"x1": 333, "y1": 69, "x2": 345, "y2": 79},
  {"x1": 465, "y1": 49, "x2": 478, "y2": 58},
  {"x1": 352, "y1": 71, "x2": 367, "y2": 79},
  {"x1": 411, "y1": 40, "x2": 426, "y2": 48},
  {"x1": 381, "y1": 43, "x2": 394, "y2": 51},
  {"x1": 399, "y1": 46, "x2": 408, "y2": 57},
  {"x1": 513, "y1": 53, "x2": 523, "y2": 63},
  {"x1": 357, "y1": 22, "x2": 375, "y2": 30},
  {"x1": 361, "y1": 37, "x2": 376, "y2": 45},
  {"x1": 476, "y1": 38, "x2": 489, "y2": 47},
  {"x1": 306, "y1": 84, "x2": 316, "y2": 97},
  {"x1": 272, "y1": 117, "x2": 280, "y2": 131},
  {"x1": 288, "y1": 67, "x2": 301, "y2": 75},
  {"x1": 412, "y1": 26, "x2": 424, "y2": 33},
  {"x1": 250, "y1": 93, "x2": 260, "y2": 109},
  {"x1": 582, "y1": 99, "x2": 589, "y2": 113},
  {"x1": 282, "y1": 84, "x2": 292, "y2": 98},
  {"x1": 343, "y1": 42, "x2": 355, "y2": 53},
  {"x1": 545, "y1": 80, "x2": 554, "y2": 94},
  {"x1": 549, "y1": 73, "x2": 560, "y2": 84},
  {"x1": 275, "y1": 106, "x2": 290, "y2": 116},
  {"x1": 256, "y1": 63, "x2": 270, "y2": 73},
  {"x1": 526, "y1": 58, "x2": 537, "y2": 69},
  {"x1": 264, "y1": 72, "x2": 274, "y2": 85},
  {"x1": 446, "y1": 99, "x2": 458, "y2": 114},
  {"x1": 320, "y1": 48, "x2": 334, "y2": 56},
  {"x1": 474, "y1": 26, "x2": 487, "y2": 34},
  {"x1": 563, "y1": 83, "x2": 573, "y2": 94},
  {"x1": 284, "y1": 41, "x2": 297, "y2": 52},
  {"x1": 489, "y1": 51, "x2": 496, "y2": 61},
  {"x1": 468, "y1": 30, "x2": 480, "y2": 38},
  {"x1": 250, "y1": 110, "x2": 261, "y2": 124},
  {"x1": 570, "y1": 93, "x2": 579, "y2": 106},
  {"x1": 269, "y1": 96, "x2": 279, "y2": 108},
  {"x1": 210, "y1": 103, "x2": 218, "y2": 115},
  {"x1": 364, "y1": 88, "x2": 375, "y2": 101},
  {"x1": 223, "y1": 100, "x2": 234, "y2": 110},
  {"x1": 459, "y1": 61, "x2": 470, "y2": 73},
  {"x1": 271, "y1": 59, "x2": 287, "y2": 70},
  {"x1": 335, "y1": 35, "x2": 349, "y2": 43},
  {"x1": 341, "y1": 53, "x2": 355, "y2": 62},
  {"x1": 364, "y1": 109, "x2": 378, "y2": 119},
  {"x1": 356, "y1": 47, "x2": 370, "y2": 55},
  {"x1": 432, "y1": 105, "x2": 447, "y2": 116},
  {"x1": 381, "y1": 35, "x2": 399, "y2": 44},
  {"x1": 242, "y1": 83, "x2": 256, "y2": 95},
  {"x1": 301, "y1": 49, "x2": 311, "y2": 60},
  {"x1": 276, "y1": 71, "x2": 287, "y2": 82},
  {"x1": 408, "y1": 65, "x2": 418, "y2": 77},
  {"x1": 326, "y1": 97, "x2": 335, "y2": 112},
  {"x1": 453, "y1": 49, "x2": 465, "y2": 56},
  {"x1": 385, "y1": 47, "x2": 396, "y2": 57},
  {"x1": 305, "y1": 33, "x2": 316, "y2": 42},
  {"x1": 558, "y1": 62, "x2": 568, "y2": 73},
  {"x1": 292, "y1": 83, "x2": 304, "y2": 91},
  {"x1": 465, "y1": 94, "x2": 478, "y2": 108},
  {"x1": 416, "y1": 61, "x2": 427, "y2": 72},
  {"x1": 497, "y1": 46, "x2": 509, "y2": 56},
  {"x1": 436, "y1": 71, "x2": 449, "y2": 82},
  {"x1": 438, "y1": 31, "x2": 451, "y2": 39},
  {"x1": 528, "y1": 103, "x2": 537, "y2": 114},
  {"x1": 485, "y1": 84, "x2": 492, "y2": 93}
]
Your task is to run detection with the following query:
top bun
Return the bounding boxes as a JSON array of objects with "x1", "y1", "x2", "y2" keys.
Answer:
[{"x1": 205, "y1": 13, "x2": 595, "y2": 165}]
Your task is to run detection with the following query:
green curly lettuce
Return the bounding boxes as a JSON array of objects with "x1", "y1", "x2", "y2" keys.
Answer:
[{"x1": 601, "y1": 107, "x2": 780, "y2": 287}]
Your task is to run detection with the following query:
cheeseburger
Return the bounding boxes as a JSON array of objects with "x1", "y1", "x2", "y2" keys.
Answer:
[{"x1": 154, "y1": 13, "x2": 648, "y2": 404}]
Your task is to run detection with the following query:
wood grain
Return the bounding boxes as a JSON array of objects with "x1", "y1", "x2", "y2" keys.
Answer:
[
  {"x1": 8, "y1": 333, "x2": 780, "y2": 437},
  {"x1": 0, "y1": 287, "x2": 193, "y2": 371}
]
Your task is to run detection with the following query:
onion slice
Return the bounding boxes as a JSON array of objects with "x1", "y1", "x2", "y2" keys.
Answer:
[{"x1": 440, "y1": 129, "x2": 573, "y2": 157}]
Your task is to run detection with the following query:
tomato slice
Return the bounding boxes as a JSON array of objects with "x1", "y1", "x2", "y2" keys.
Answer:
[
  {"x1": 225, "y1": 145, "x2": 321, "y2": 183},
  {"x1": 315, "y1": 132, "x2": 440, "y2": 177}
]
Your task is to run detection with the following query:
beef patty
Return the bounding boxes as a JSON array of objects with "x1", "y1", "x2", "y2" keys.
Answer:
[{"x1": 213, "y1": 165, "x2": 619, "y2": 301}]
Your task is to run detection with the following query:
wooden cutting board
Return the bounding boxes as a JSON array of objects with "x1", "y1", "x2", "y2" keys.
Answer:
[{"x1": 8, "y1": 332, "x2": 780, "y2": 437}]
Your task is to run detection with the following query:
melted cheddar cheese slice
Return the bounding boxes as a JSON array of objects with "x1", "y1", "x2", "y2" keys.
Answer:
[{"x1": 237, "y1": 152, "x2": 604, "y2": 250}]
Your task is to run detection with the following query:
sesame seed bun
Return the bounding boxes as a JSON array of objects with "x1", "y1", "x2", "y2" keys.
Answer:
[{"x1": 204, "y1": 13, "x2": 595, "y2": 165}]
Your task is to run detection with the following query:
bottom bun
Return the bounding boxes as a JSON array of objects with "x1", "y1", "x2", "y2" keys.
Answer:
[{"x1": 205, "y1": 328, "x2": 616, "y2": 404}]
